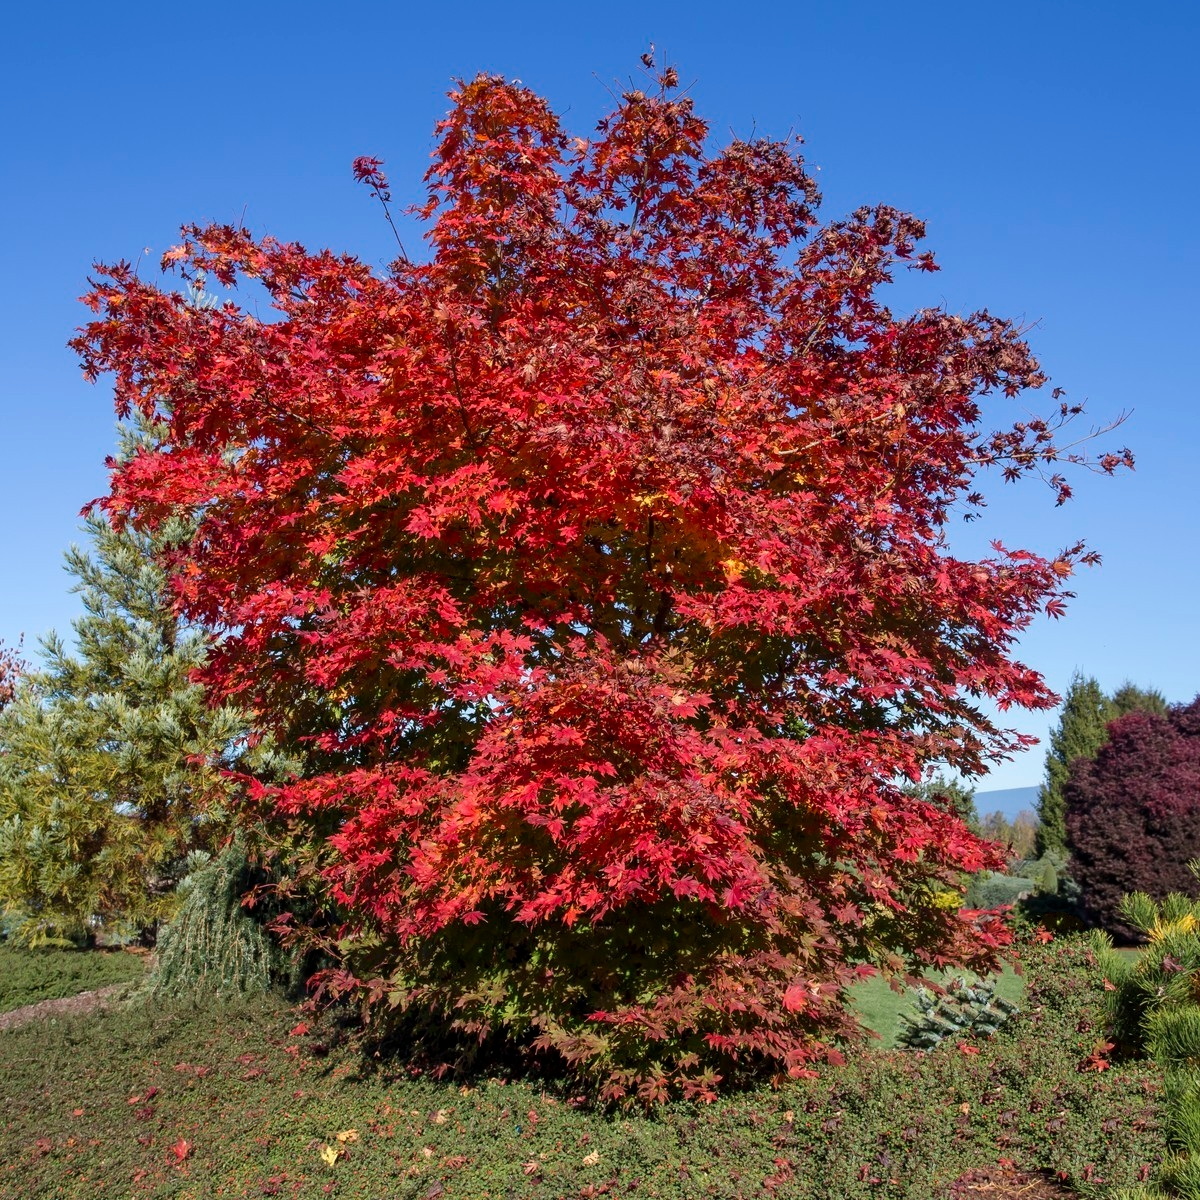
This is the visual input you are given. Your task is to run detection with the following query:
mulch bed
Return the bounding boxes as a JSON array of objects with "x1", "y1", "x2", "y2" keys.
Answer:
[{"x1": 948, "y1": 1162, "x2": 1076, "y2": 1198}]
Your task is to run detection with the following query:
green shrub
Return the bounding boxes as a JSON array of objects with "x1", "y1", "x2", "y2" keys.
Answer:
[
  {"x1": 1151, "y1": 1009, "x2": 1200, "y2": 1071},
  {"x1": 146, "y1": 842, "x2": 294, "y2": 999},
  {"x1": 1157, "y1": 1151, "x2": 1200, "y2": 1199},
  {"x1": 895, "y1": 975, "x2": 1020, "y2": 1050},
  {"x1": 1089, "y1": 865, "x2": 1200, "y2": 1198},
  {"x1": 0, "y1": 939, "x2": 1164, "y2": 1199},
  {"x1": 965, "y1": 871, "x2": 1033, "y2": 909},
  {"x1": 1090, "y1": 878, "x2": 1200, "y2": 1058},
  {"x1": 1163, "y1": 1071, "x2": 1200, "y2": 1155}
]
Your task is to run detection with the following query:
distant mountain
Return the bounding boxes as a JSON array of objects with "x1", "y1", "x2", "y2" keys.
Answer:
[{"x1": 974, "y1": 785, "x2": 1039, "y2": 821}]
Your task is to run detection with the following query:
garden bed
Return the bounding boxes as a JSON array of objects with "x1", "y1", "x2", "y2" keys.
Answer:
[{"x1": 0, "y1": 936, "x2": 1164, "y2": 1198}]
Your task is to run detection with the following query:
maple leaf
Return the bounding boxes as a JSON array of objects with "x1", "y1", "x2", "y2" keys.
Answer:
[{"x1": 781, "y1": 984, "x2": 808, "y2": 1013}]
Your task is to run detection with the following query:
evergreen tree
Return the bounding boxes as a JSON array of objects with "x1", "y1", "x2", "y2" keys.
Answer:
[
  {"x1": 1035, "y1": 673, "x2": 1115, "y2": 857},
  {"x1": 1111, "y1": 681, "x2": 1169, "y2": 719},
  {"x1": 902, "y1": 773, "x2": 979, "y2": 831},
  {"x1": 0, "y1": 422, "x2": 286, "y2": 945}
]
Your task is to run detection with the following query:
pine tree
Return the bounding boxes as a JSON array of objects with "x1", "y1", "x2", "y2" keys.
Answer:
[
  {"x1": 902, "y1": 773, "x2": 979, "y2": 831},
  {"x1": 0, "y1": 422, "x2": 287, "y2": 945},
  {"x1": 1111, "y1": 681, "x2": 1169, "y2": 719},
  {"x1": 1036, "y1": 673, "x2": 1115, "y2": 857}
]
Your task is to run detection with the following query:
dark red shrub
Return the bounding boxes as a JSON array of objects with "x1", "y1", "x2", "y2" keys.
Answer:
[{"x1": 1066, "y1": 698, "x2": 1200, "y2": 937}]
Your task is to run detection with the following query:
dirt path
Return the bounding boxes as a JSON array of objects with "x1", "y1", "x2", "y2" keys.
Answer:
[{"x1": 0, "y1": 984, "x2": 129, "y2": 1032}]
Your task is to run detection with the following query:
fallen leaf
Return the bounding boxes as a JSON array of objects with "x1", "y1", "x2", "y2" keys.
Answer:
[
  {"x1": 319, "y1": 1144, "x2": 341, "y2": 1166},
  {"x1": 335, "y1": 1129, "x2": 359, "y2": 1144}
]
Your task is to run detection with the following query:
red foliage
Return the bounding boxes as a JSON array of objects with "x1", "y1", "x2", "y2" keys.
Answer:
[
  {"x1": 0, "y1": 640, "x2": 24, "y2": 711},
  {"x1": 73, "y1": 65, "x2": 1129, "y2": 1094},
  {"x1": 1066, "y1": 699, "x2": 1200, "y2": 935}
]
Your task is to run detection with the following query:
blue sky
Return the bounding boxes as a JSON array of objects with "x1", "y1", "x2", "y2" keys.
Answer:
[{"x1": 1, "y1": 0, "x2": 1195, "y2": 790}]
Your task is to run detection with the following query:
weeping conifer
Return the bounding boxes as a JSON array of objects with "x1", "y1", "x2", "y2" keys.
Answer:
[{"x1": 147, "y1": 840, "x2": 298, "y2": 997}]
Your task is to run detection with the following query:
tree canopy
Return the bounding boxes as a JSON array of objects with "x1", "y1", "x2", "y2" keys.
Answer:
[{"x1": 73, "y1": 65, "x2": 1130, "y2": 1096}]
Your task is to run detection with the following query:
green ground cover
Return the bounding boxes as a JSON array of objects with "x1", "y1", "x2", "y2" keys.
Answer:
[
  {"x1": 0, "y1": 946, "x2": 146, "y2": 1013},
  {"x1": 0, "y1": 937, "x2": 1165, "y2": 1199}
]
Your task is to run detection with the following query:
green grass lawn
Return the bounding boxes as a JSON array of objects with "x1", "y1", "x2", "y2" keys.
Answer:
[{"x1": 0, "y1": 946, "x2": 147, "y2": 1014}]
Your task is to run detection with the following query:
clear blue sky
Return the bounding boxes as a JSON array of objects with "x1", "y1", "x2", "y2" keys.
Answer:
[{"x1": 1, "y1": 1, "x2": 1195, "y2": 790}]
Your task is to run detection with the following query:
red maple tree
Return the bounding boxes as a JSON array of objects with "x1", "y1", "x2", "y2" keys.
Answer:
[
  {"x1": 0, "y1": 641, "x2": 24, "y2": 711},
  {"x1": 74, "y1": 64, "x2": 1130, "y2": 1098}
]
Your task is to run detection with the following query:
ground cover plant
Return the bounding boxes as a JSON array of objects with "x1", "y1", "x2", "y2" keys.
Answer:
[
  {"x1": 74, "y1": 58, "x2": 1131, "y2": 1099},
  {"x1": 0, "y1": 945, "x2": 145, "y2": 1013},
  {"x1": 0, "y1": 935, "x2": 1165, "y2": 1198}
]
